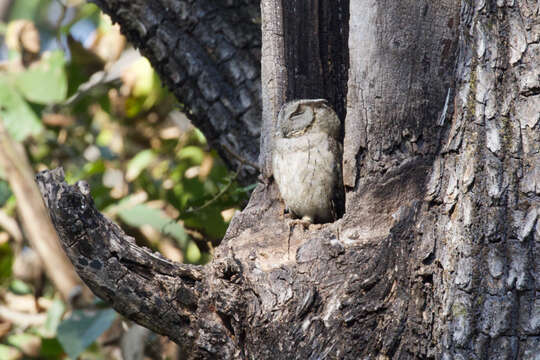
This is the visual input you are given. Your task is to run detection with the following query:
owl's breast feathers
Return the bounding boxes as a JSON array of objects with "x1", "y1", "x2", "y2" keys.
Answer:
[{"x1": 273, "y1": 132, "x2": 341, "y2": 223}]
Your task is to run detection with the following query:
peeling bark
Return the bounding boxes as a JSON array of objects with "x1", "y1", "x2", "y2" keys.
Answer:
[
  {"x1": 425, "y1": 2, "x2": 540, "y2": 358},
  {"x1": 37, "y1": 0, "x2": 539, "y2": 359}
]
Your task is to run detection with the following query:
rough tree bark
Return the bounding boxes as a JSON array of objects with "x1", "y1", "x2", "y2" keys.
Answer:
[{"x1": 37, "y1": 0, "x2": 539, "y2": 359}]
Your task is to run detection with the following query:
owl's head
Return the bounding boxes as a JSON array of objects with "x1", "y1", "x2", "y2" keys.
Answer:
[{"x1": 277, "y1": 99, "x2": 340, "y2": 139}]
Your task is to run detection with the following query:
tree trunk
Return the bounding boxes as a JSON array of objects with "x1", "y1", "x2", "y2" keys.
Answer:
[{"x1": 37, "y1": 0, "x2": 539, "y2": 359}]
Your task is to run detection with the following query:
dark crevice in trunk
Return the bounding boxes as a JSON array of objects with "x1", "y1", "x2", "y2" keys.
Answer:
[
  {"x1": 282, "y1": 0, "x2": 349, "y2": 123},
  {"x1": 280, "y1": 0, "x2": 349, "y2": 221}
]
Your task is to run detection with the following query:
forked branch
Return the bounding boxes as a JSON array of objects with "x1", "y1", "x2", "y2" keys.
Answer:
[{"x1": 35, "y1": 168, "x2": 239, "y2": 355}]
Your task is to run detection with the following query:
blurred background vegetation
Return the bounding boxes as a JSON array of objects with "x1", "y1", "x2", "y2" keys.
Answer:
[{"x1": 0, "y1": 0, "x2": 251, "y2": 358}]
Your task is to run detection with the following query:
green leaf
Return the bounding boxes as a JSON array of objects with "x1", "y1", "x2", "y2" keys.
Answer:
[
  {"x1": 82, "y1": 160, "x2": 106, "y2": 177},
  {"x1": 126, "y1": 149, "x2": 155, "y2": 181},
  {"x1": 192, "y1": 128, "x2": 207, "y2": 145},
  {"x1": 181, "y1": 178, "x2": 206, "y2": 206},
  {"x1": 131, "y1": 58, "x2": 155, "y2": 98},
  {"x1": 44, "y1": 299, "x2": 65, "y2": 336},
  {"x1": 39, "y1": 338, "x2": 64, "y2": 359},
  {"x1": 9, "y1": 279, "x2": 31, "y2": 294},
  {"x1": 78, "y1": 3, "x2": 101, "y2": 20},
  {"x1": 15, "y1": 51, "x2": 68, "y2": 104},
  {"x1": 0, "y1": 344, "x2": 21, "y2": 360},
  {"x1": 118, "y1": 204, "x2": 188, "y2": 248},
  {"x1": 8, "y1": 0, "x2": 40, "y2": 20},
  {"x1": 6, "y1": 333, "x2": 40, "y2": 353},
  {"x1": 185, "y1": 240, "x2": 201, "y2": 263},
  {"x1": 178, "y1": 146, "x2": 204, "y2": 164},
  {"x1": 0, "y1": 242, "x2": 13, "y2": 285},
  {"x1": 0, "y1": 77, "x2": 42, "y2": 141},
  {"x1": 57, "y1": 308, "x2": 117, "y2": 360},
  {"x1": 0, "y1": 181, "x2": 11, "y2": 206},
  {"x1": 124, "y1": 58, "x2": 164, "y2": 117},
  {"x1": 183, "y1": 208, "x2": 228, "y2": 241}
]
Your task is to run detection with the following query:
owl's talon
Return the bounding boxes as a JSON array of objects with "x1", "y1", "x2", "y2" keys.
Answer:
[{"x1": 288, "y1": 217, "x2": 312, "y2": 230}]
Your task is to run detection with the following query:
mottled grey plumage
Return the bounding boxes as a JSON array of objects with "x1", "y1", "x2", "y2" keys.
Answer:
[{"x1": 272, "y1": 99, "x2": 343, "y2": 223}]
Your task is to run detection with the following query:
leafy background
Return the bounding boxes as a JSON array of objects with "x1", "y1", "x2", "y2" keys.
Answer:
[{"x1": 0, "y1": 0, "x2": 251, "y2": 358}]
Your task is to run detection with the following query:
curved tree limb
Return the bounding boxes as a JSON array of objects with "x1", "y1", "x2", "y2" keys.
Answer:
[
  {"x1": 90, "y1": 0, "x2": 262, "y2": 185},
  {"x1": 35, "y1": 168, "x2": 243, "y2": 357}
]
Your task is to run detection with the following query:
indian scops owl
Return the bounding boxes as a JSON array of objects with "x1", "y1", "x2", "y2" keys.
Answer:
[{"x1": 272, "y1": 99, "x2": 344, "y2": 223}]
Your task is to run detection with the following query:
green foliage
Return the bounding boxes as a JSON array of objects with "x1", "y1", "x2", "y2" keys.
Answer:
[
  {"x1": 57, "y1": 308, "x2": 117, "y2": 359},
  {"x1": 185, "y1": 241, "x2": 202, "y2": 263},
  {"x1": 39, "y1": 338, "x2": 65, "y2": 359},
  {"x1": 8, "y1": 279, "x2": 32, "y2": 294},
  {"x1": 0, "y1": 76, "x2": 43, "y2": 140},
  {"x1": 0, "y1": 344, "x2": 20, "y2": 360},
  {"x1": 0, "y1": 48, "x2": 68, "y2": 140},
  {"x1": 118, "y1": 204, "x2": 188, "y2": 248},
  {"x1": 0, "y1": 181, "x2": 11, "y2": 206},
  {"x1": 14, "y1": 50, "x2": 68, "y2": 104},
  {"x1": 0, "y1": 243, "x2": 13, "y2": 285},
  {"x1": 8, "y1": 0, "x2": 40, "y2": 20},
  {"x1": 126, "y1": 149, "x2": 156, "y2": 181},
  {"x1": 6, "y1": 333, "x2": 39, "y2": 354},
  {"x1": 178, "y1": 145, "x2": 205, "y2": 163},
  {"x1": 43, "y1": 299, "x2": 66, "y2": 336}
]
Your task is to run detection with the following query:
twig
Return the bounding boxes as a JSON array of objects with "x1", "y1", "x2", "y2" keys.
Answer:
[
  {"x1": 181, "y1": 168, "x2": 241, "y2": 216},
  {"x1": 221, "y1": 144, "x2": 260, "y2": 172},
  {"x1": 54, "y1": 0, "x2": 68, "y2": 52}
]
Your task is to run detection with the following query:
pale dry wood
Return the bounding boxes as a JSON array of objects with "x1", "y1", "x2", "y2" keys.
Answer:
[
  {"x1": 0, "y1": 305, "x2": 47, "y2": 328},
  {"x1": 0, "y1": 209, "x2": 23, "y2": 243},
  {"x1": 260, "y1": 0, "x2": 287, "y2": 176},
  {"x1": 0, "y1": 120, "x2": 91, "y2": 301}
]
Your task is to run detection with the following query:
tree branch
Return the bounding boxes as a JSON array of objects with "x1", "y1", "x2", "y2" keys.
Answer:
[
  {"x1": 35, "y1": 169, "x2": 221, "y2": 351},
  {"x1": 89, "y1": 0, "x2": 262, "y2": 185}
]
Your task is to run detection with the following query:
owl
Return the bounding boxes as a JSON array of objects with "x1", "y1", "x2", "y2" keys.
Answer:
[{"x1": 272, "y1": 99, "x2": 343, "y2": 224}]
